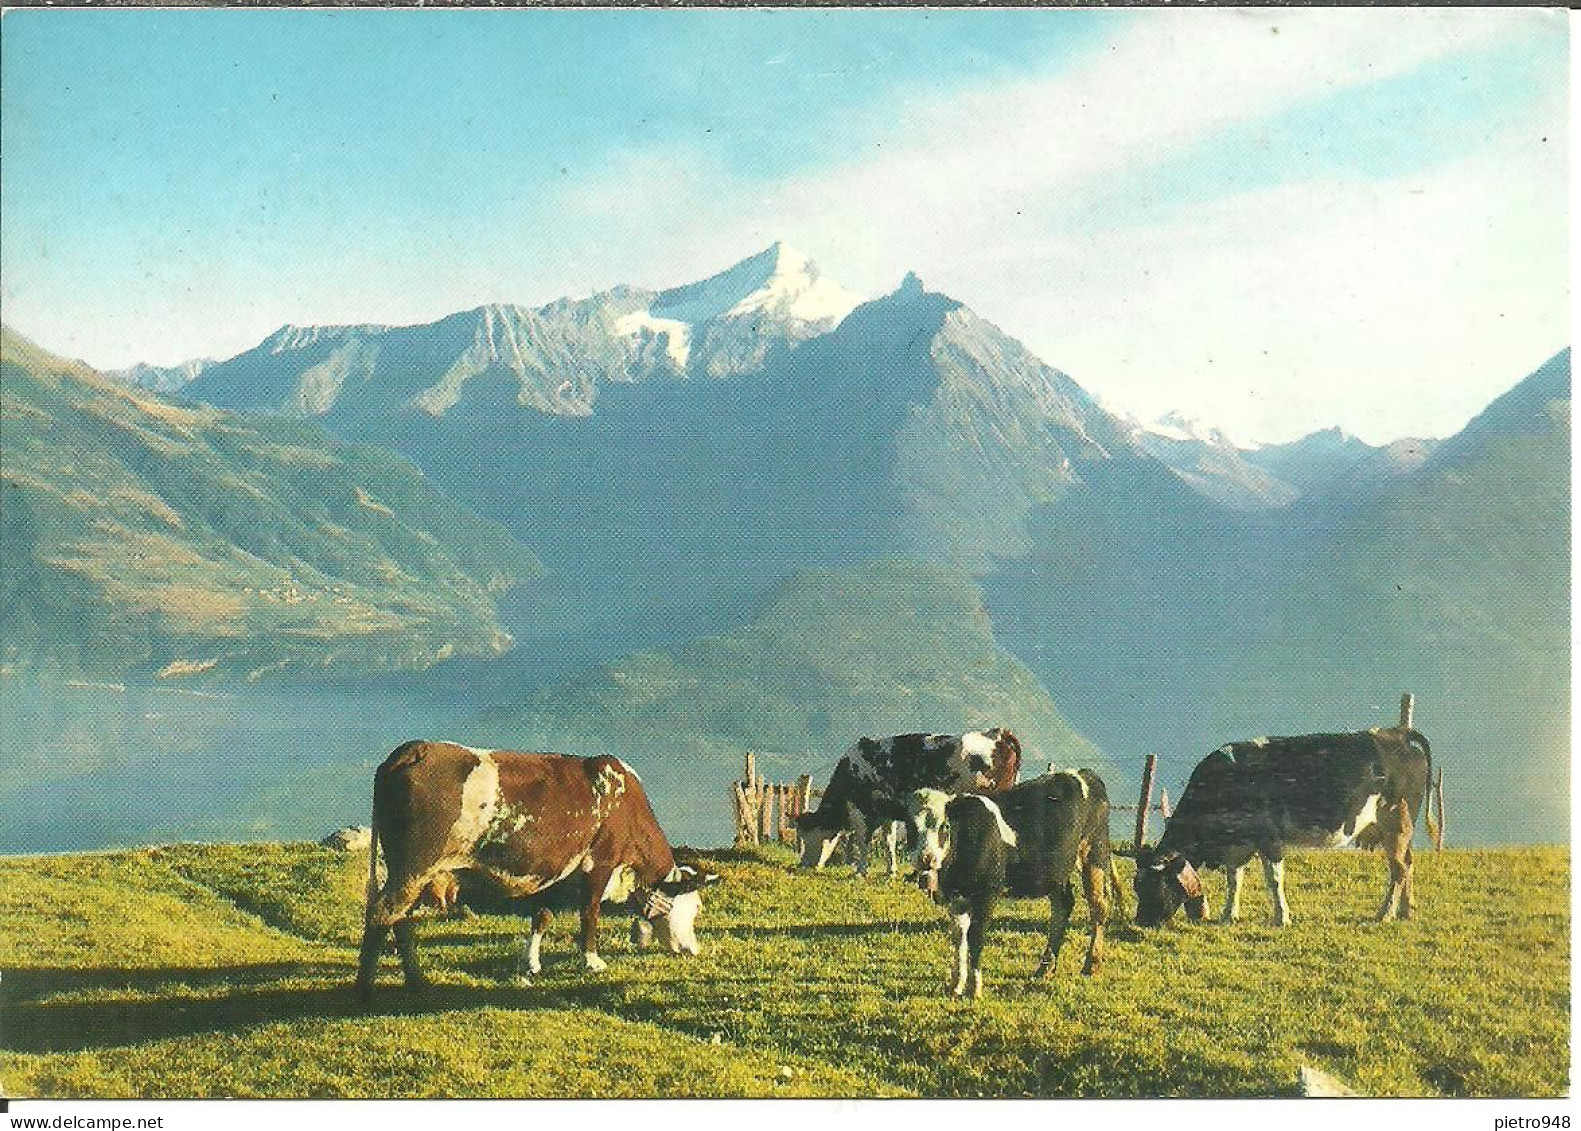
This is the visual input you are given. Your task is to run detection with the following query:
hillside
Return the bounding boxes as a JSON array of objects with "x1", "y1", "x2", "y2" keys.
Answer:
[
  {"x1": 0, "y1": 327, "x2": 539, "y2": 680},
  {"x1": 1243, "y1": 350, "x2": 1570, "y2": 841},
  {"x1": 178, "y1": 252, "x2": 1185, "y2": 663},
  {"x1": 0, "y1": 841, "x2": 1567, "y2": 1098},
  {"x1": 477, "y1": 560, "x2": 1104, "y2": 844}
]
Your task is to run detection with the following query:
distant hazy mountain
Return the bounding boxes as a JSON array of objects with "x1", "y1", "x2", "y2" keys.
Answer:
[
  {"x1": 0, "y1": 326, "x2": 538, "y2": 681},
  {"x1": 476, "y1": 559, "x2": 1106, "y2": 843},
  {"x1": 183, "y1": 250, "x2": 1188, "y2": 668},
  {"x1": 185, "y1": 242, "x2": 861, "y2": 422},
  {"x1": 106, "y1": 357, "x2": 215, "y2": 395},
  {"x1": 1134, "y1": 412, "x2": 1437, "y2": 516},
  {"x1": 1241, "y1": 350, "x2": 1570, "y2": 841},
  {"x1": 1133, "y1": 412, "x2": 1300, "y2": 511},
  {"x1": 1243, "y1": 426, "x2": 1437, "y2": 516}
]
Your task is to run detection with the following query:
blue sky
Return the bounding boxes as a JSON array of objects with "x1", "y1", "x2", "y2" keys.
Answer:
[{"x1": 0, "y1": 8, "x2": 1567, "y2": 443}]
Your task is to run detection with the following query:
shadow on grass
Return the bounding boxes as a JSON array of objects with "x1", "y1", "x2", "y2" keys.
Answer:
[
  {"x1": 2, "y1": 961, "x2": 352, "y2": 1002},
  {"x1": 722, "y1": 919, "x2": 940, "y2": 941},
  {"x1": 1, "y1": 963, "x2": 662, "y2": 1055}
]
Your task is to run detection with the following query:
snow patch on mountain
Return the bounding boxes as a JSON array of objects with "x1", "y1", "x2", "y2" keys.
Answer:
[
  {"x1": 651, "y1": 242, "x2": 861, "y2": 330},
  {"x1": 614, "y1": 310, "x2": 692, "y2": 368}
]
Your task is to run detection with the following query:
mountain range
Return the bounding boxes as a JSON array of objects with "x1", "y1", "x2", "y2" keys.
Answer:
[
  {"x1": 1, "y1": 327, "x2": 537, "y2": 680},
  {"x1": 6, "y1": 244, "x2": 1569, "y2": 843}
]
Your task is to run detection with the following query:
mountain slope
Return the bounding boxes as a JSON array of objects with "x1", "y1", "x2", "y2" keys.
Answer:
[
  {"x1": 477, "y1": 559, "x2": 1104, "y2": 845},
  {"x1": 0, "y1": 326, "x2": 539, "y2": 680},
  {"x1": 106, "y1": 357, "x2": 215, "y2": 395},
  {"x1": 1244, "y1": 350, "x2": 1570, "y2": 840}
]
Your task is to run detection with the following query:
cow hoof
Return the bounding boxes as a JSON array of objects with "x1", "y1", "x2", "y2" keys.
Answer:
[
  {"x1": 354, "y1": 980, "x2": 375, "y2": 1003},
  {"x1": 584, "y1": 953, "x2": 608, "y2": 973}
]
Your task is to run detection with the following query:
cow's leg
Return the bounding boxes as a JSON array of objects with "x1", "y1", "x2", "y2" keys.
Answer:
[
  {"x1": 1261, "y1": 857, "x2": 1291, "y2": 926},
  {"x1": 581, "y1": 870, "x2": 612, "y2": 972},
  {"x1": 1221, "y1": 864, "x2": 1246, "y2": 924},
  {"x1": 948, "y1": 903, "x2": 973, "y2": 998},
  {"x1": 1080, "y1": 850, "x2": 1110, "y2": 976},
  {"x1": 884, "y1": 821, "x2": 903, "y2": 879},
  {"x1": 851, "y1": 833, "x2": 872, "y2": 878},
  {"x1": 514, "y1": 907, "x2": 552, "y2": 983},
  {"x1": 1034, "y1": 883, "x2": 1075, "y2": 980},
  {"x1": 1377, "y1": 798, "x2": 1414, "y2": 921},
  {"x1": 355, "y1": 920, "x2": 390, "y2": 999},
  {"x1": 392, "y1": 918, "x2": 428, "y2": 990},
  {"x1": 963, "y1": 896, "x2": 991, "y2": 999},
  {"x1": 357, "y1": 872, "x2": 430, "y2": 997}
]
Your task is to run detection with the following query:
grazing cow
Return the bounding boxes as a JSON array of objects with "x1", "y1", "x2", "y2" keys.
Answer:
[
  {"x1": 356, "y1": 741, "x2": 720, "y2": 998},
  {"x1": 1127, "y1": 727, "x2": 1434, "y2": 928},
  {"x1": 794, "y1": 729, "x2": 1022, "y2": 878},
  {"x1": 909, "y1": 769, "x2": 1118, "y2": 998}
]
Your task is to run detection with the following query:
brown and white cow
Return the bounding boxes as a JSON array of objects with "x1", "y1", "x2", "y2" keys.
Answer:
[
  {"x1": 356, "y1": 741, "x2": 719, "y2": 998},
  {"x1": 794, "y1": 729, "x2": 1022, "y2": 878}
]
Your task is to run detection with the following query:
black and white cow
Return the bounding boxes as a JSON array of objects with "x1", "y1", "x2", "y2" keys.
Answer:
[
  {"x1": 1126, "y1": 727, "x2": 1434, "y2": 928},
  {"x1": 909, "y1": 769, "x2": 1119, "y2": 998},
  {"x1": 794, "y1": 729, "x2": 1022, "y2": 878}
]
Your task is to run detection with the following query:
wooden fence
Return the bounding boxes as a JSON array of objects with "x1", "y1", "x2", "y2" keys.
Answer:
[{"x1": 732, "y1": 753, "x2": 819, "y2": 848}]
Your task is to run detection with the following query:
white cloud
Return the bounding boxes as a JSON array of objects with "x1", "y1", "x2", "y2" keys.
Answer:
[{"x1": 554, "y1": 8, "x2": 1566, "y2": 443}]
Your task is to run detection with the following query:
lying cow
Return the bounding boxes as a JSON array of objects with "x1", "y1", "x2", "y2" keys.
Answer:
[
  {"x1": 356, "y1": 741, "x2": 720, "y2": 998},
  {"x1": 795, "y1": 729, "x2": 1021, "y2": 878},
  {"x1": 1127, "y1": 727, "x2": 1434, "y2": 928},
  {"x1": 910, "y1": 769, "x2": 1119, "y2": 998}
]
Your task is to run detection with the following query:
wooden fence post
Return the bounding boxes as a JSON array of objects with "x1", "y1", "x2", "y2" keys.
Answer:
[
  {"x1": 758, "y1": 773, "x2": 774, "y2": 843},
  {"x1": 1399, "y1": 692, "x2": 1414, "y2": 730},
  {"x1": 733, "y1": 781, "x2": 757, "y2": 847},
  {"x1": 1136, "y1": 753, "x2": 1158, "y2": 849},
  {"x1": 1433, "y1": 767, "x2": 1446, "y2": 851},
  {"x1": 793, "y1": 774, "x2": 813, "y2": 854}
]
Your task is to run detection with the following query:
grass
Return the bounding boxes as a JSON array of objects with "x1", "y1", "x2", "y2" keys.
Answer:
[{"x1": 0, "y1": 842, "x2": 1567, "y2": 1098}]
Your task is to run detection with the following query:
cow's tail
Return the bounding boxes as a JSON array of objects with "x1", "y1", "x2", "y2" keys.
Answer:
[
  {"x1": 364, "y1": 797, "x2": 382, "y2": 924},
  {"x1": 1406, "y1": 728, "x2": 1437, "y2": 847}
]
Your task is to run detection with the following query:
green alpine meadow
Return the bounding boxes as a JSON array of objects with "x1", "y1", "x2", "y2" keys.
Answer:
[{"x1": 0, "y1": 842, "x2": 1567, "y2": 1098}]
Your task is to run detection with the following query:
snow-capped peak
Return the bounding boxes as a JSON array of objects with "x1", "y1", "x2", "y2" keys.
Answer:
[
  {"x1": 1141, "y1": 410, "x2": 1240, "y2": 449},
  {"x1": 649, "y1": 243, "x2": 863, "y2": 329}
]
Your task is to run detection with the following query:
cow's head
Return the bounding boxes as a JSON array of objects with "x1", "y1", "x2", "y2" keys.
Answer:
[
  {"x1": 1131, "y1": 849, "x2": 1207, "y2": 927},
  {"x1": 907, "y1": 788, "x2": 952, "y2": 870},
  {"x1": 795, "y1": 811, "x2": 847, "y2": 869},
  {"x1": 630, "y1": 864, "x2": 722, "y2": 956},
  {"x1": 956, "y1": 728, "x2": 1022, "y2": 790}
]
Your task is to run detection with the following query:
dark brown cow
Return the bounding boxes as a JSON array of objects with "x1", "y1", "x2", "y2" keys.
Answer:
[{"x1": 356, "y1": 741, "x2": 718, "y2": 998}]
